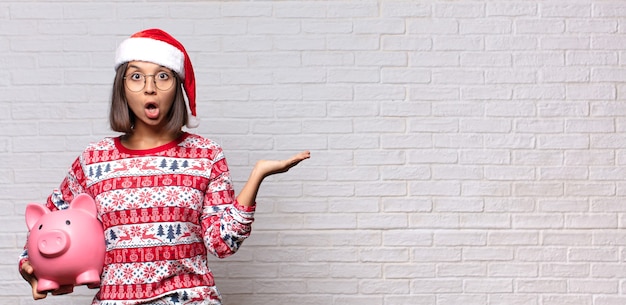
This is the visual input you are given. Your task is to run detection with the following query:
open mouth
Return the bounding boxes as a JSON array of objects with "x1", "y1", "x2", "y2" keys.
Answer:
[{"x1": 145, "y1": 102, "x2": 160, "y2": 119}]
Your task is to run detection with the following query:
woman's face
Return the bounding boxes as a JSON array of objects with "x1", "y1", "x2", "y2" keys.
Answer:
[{"x1": 123, "y1": 61, "x2": 177, "y2": 130}]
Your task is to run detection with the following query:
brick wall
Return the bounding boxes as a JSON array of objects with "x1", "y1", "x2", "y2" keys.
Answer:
[{"x1": 3, "y1": 1, "x2": 626, "y2": 304}]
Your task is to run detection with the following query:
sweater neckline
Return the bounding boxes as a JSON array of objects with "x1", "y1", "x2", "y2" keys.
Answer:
[{"x1": 114, "y1": 132, "x2": 189, "y2": 155}]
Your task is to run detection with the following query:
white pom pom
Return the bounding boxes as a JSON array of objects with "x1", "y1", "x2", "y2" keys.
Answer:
[{"x1": 186, "y1": 114, "x2": 200, "y2": 128}]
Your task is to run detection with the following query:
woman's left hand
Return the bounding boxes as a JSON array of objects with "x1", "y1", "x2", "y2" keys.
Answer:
[{"x1": 255, "y1": 150, "x2": 311, "y2": 178}]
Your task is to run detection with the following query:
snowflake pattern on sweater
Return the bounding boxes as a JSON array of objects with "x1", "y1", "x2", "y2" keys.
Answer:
[{"x1": 21, "y1": 133, "x2": 254, "y2": 305}]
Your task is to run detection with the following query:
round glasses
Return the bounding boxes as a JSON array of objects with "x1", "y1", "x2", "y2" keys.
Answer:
[{"x1": 124, "y1": 72, "x2": 176, "y2": 92}]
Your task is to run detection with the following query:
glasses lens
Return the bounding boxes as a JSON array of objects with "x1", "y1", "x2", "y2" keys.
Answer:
[
  {"x1": 125, "y1": 73, "x2": 145, "y2": 92},
  {"x1": 155, "y1": 73, "x2": 174, "y2": 91}
]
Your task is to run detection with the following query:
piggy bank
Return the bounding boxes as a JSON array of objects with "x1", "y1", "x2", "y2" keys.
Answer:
[{"x1": 25, "y1": 193, "x2": 105, "y2": 293}]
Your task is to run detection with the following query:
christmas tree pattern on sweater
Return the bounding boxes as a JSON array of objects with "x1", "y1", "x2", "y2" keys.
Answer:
[{"x1": 42, "y1": 133, "x2": 254, "y2": 305}]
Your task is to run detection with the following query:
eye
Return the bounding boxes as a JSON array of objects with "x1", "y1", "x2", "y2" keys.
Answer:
[
  {"x1": 38, "y1": 224, "x2": 43, "y2": 230},
  {"x1": 65, "y1": 220, "x2": 71, "y2": 225},
  {"x1": 157, "y1": 72, "x2": 170, "y2": 80},
  {"x1": 129, "y1": 73, "x2": 143, "y2": 81}
]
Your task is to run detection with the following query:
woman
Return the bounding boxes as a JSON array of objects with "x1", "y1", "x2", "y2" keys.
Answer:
[{"x1": 19, "y1": 28, "x2": 310, "y2": 305}]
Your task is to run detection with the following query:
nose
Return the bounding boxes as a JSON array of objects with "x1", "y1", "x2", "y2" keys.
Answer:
[
  {"x1": 144, "y1": 75, "x2": 156, "y2": 93},
  {"x1": 37, "y1": 229, "x2": 70, "y2": 257}
]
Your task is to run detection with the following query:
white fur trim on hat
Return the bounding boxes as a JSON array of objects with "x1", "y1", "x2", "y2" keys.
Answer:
[{"x1": 115, "y1": 37, "x2": 185, "y2": 78}]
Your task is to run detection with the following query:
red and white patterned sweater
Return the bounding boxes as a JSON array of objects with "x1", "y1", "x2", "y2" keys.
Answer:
[{"x1": 20, "y1": 132, "x2": 255, "y2": 305}]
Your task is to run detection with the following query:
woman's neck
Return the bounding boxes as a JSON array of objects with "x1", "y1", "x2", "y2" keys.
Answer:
[{"x1": 121, "y1": 128, "x2": 183, "y2": 150}]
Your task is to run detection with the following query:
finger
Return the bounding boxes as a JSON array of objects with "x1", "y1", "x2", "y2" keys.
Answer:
[
  {"x1": 295, "y1": 150, "x2": 311, "y2": 160},
  {"x1": 30, "y1": 281, "x2": 47, "y2": 300},
  {"x1": 20, "y1": 264, "x2": 36, "y2": 283},
  {"x1": 20, "y1": 263, "x2": 47, "y2": 300},
  {"x1": 288, "y1": 151, "x2": 310, "y2": 165},
  {"x1": 288, "y1": 151, "x2": 311, "y2": 167},
  {"x1": 21, "y1": 261, "x2": 34, "y2": 275}
]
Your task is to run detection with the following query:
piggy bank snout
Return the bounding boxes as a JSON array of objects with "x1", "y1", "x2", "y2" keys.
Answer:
[{"x1": 37, "y1": 229, "x2": 70, "y2": 257}]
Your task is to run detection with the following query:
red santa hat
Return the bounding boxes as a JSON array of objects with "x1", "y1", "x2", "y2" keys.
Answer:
[{"x1": 114, "y1": 28, "x2": 199, "y2": 128}]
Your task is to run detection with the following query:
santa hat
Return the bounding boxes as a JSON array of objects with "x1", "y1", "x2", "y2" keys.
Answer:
[{"x1": 114, "y1": 28, "x2": 199, "y2": 128}]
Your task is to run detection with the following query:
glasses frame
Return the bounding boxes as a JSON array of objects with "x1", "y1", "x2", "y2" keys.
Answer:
[{"x1": 123, "y1": 72, "x2": 176, "y2": 92}]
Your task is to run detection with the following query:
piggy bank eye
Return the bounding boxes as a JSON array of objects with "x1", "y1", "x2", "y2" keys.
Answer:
[
  {"x1": 38, "y1": 224, "x2": 42, "y2": 230},
  {"x1": 65, "y1": 220, "x2": 71, "y2": 225}
]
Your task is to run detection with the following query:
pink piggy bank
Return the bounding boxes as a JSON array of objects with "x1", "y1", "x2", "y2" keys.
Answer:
[{"x1": 25, "y1": 193, "x2": 105, "y2": 293}]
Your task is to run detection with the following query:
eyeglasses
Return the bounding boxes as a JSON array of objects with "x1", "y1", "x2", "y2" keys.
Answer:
[{"x1": 124, "y1": 72, "x2": 176, "y2": 92}]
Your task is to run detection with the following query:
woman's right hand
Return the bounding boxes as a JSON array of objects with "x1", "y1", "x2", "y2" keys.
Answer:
[
  {"x1": 20, "y1": 260, "x2": 75, "y2": 299},
  {"x1": 19, "y1": 260, "x2": 48, "y2": 300}
]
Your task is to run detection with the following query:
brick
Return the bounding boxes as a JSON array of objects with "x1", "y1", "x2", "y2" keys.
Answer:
[
  {"x1": 540, "y1": 67, "x2": 590, "y2": 82},
  {"x1": 542, "y1": 36, "x2": 591, "y2": 50},
  {"x1": 434, "y1": 3, "x2": 484, "y2": 18},
  {"x1": 538, "y1": 199, "x2": 589, "y2": 213},
  {"x1": 410, "y1": 181, "x2": 461, "y2": 196},
  {"x1": 486, "y1": 69, "x2": 536, "y2": 84},
  {"x1": 536, "y1": 134, "x2": 589, "y2": 149},
  {"x1": 513, "y1": 52, "x2": 564, "y2": 66},
  {"x1": 516, "y1": 19, "x2": 565, "y2": 34},
  {"x1": 328, "y1": 34, "x2": 379, "y2": 51},
  {"x1": 360, "y1": 247, "x2": 409, "y2": 263},
  {"x1": 433, "y1": 36, "x2": 483, "y2": 51},
  {"x1": 513, "y1": 214, "x2": 564, "y2": 229},
  {"x1": 464, "y1": 279, "x2": 513, "y2": 293},
  {"x1": 382, "y1": 2, "x2": 431, "y2": 17},
  {"x1": 567, "y1": 51, "x2": 618, "y2": 65},
  {"x1": 411, "y1": 279, "x2": 462, "y2": 293},
  {"x1": 516, "y1": 279, "x2": 567, "y2": 293},
  {"x1": 460, "y1": 213, "x2": 511, "y2": 229},
  {"x1": 461, "y1": 86, "x2": 512, "y2": 100},
  {"x1": 541, "y1": 3, "x2": 591, "y2": 17},
  {"x1": 222, "y1": 36, "x2": 273, "y2": 52},
  {"x1": 568, "y1": 20, "x2": 617, "y2": 33},
  {"x1": 538, "y1": 101, "x2": 589, "y2": 117},
  {"x1": 517, "y1": 247, "x2": 567, "y2": 262},
  {"x1": 486, "y1": 36, "x2": 538, "y2": 50},
  {"x1": 487, "y1": 3, "x2": 537, "y2": 16},
  {"x1": 593, "y1": 2, "x2": 626, "y2": 17},
  {"x1": 354, "y1": 19, "x2": 405, "y2": 35},
  {"x1": 355, "y1": 182, "x2": 407, "y2": 197},
  {"x1": 382, "y1": 198, "x2": 431, "y2": 213},
  {"x1": 308, "y1": 279, "x2": 358, "y2": 293},
  {"x1": 433, "y1": 134, "x2": 481, "y2": 148},
  {"x1": 459, "y1": 20, "x2": 512, "y2": 34},
  {"x1": 489, "y1": 295, "x2": 538, "y2": 305},
  {"x1": 462, "y1": 247, "x2": 514, "y2": 261},
  {"x1": 407, "y1": 19, "x2": 458, "y2": 34},
  {"x1": 11, "y1": 3, "x2": 63, "y2": 19},
  {"x1": 433, "y1": 197, "x2": 483, "y2": 212},
  {"x1": 302, "y1": 51, "x2": 354, "y2": 66},
  {"x1": 327, "y1": 2, "x2": 378, "y2": 18},
  {"x1": 332, "y1": 263, "x2": 382, "y2": 278},
  {"x1": 362, "y1": 279, "x2": 410, "y2": 294},
  {"x1": 541, "y1": 295, "x2": 591, "y2": 305},
  {"x1": 488, "y1": 263, "x2": 538, "y2": 277},
  {"x1": 541, "y1": 263, "x2": 589, "y2": 277},
  {"x1": 434, "y1": 231, "x2": 486, "y2": 246},
  {"x1": 329, "y1": 135, "x2": 379, "y2": 150}
]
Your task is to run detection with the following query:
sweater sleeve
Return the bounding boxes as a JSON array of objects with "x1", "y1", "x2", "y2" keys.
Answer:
[
  {"x1": 47, "y1": 155, "x2": 88, "y2": 211},
  {"x1": 200, "y1": 151, "x2": 255, "y2": 258}
]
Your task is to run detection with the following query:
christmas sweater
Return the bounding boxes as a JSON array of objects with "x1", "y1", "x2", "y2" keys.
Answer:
[{"x1": 20, "y1": 132, "x2": 255, "y2": 305}]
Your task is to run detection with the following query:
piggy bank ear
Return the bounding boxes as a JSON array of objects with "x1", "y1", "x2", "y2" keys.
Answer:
[
  {"x1": 25, "y1": 203, "x2": 49, "y2": 231},
  {"x1": 69, "y1": 193, "x2": 98, "y2": 218}
]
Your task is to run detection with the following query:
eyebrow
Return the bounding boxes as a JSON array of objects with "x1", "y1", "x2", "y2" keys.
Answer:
[{"x1": 127, "y1": 64, "x2": 170, "y2": 71}]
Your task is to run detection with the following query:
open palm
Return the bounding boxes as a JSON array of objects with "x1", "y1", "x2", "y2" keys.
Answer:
[{"x1": 256, "y1": 150, "x2": 311, "y2": 178}]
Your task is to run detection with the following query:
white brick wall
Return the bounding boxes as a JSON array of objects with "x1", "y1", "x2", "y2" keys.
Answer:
[{"x1": 3, "y1": 1, "x2": 626, "y2": 304}]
